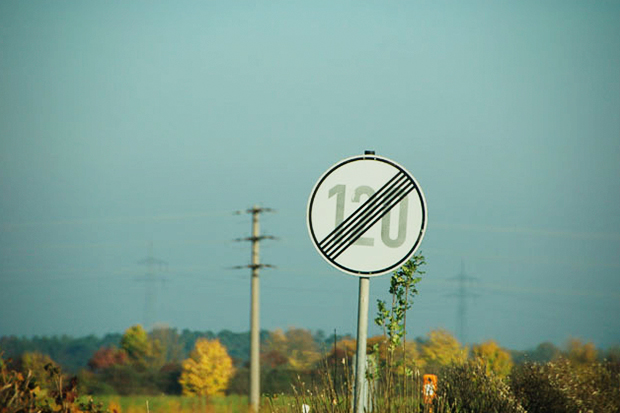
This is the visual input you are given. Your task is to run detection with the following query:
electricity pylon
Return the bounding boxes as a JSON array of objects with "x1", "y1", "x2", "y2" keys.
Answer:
[
  {"x1": 233, "y1": 206, "x2": 275, "y2": 413},
  {"x1": 137, "y1": 242, "x2": 168, "y2": 331},
  {"x1": 448, "y1": 260, "x2": 478, "y2": 345}
]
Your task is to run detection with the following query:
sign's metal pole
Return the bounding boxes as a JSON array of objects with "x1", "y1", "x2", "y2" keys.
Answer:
[
  {"x1": 250, "y1": 207, "x2": 260, "y2": 413},
  {"x1": 354, "y1": 276, "x2": 370, "y2": 413}
]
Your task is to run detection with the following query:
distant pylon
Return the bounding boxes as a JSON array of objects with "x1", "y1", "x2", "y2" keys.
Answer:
[
  {"x1": 448, "y1": 260, "x2": 478, "y2": 345},
  {"x1": 137, "y1": 242, "x2": 168, "y2": 331}
]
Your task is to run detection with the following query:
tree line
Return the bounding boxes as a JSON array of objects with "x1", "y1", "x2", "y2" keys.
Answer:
[
  {"x1": 0, "y1": 328, "x2": 270, "y2": 374},
  {"x1": 1, "y1": 323, "x2": 618, "y2": 397}
]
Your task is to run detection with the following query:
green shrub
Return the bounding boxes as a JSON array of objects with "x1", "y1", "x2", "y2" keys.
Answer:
[
  {"x1": 437, "y1": 359, "x2": 524, "y2": 413},
  {"x1": 510, "y1": 358, "x2": 620, "y2": 413}
]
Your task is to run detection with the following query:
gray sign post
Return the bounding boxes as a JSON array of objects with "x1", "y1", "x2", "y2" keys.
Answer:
[
  {"x1": 307, "y1": 151, "x2": 427, "y2": 413},
  {"x1": 354, "y1": 276, "x2": 370, "y2": 412}
]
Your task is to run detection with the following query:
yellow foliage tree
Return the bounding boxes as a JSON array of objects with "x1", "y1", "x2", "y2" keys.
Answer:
[
  {"x1": 419, "y1": 329, "x2": 467, "y2": 371},
  {"x1": 471, "y1": 340, "x2": 514, "y2": 378},
  {"x1": 179, "y1": 338, "x2": 234, "y2": 397}
]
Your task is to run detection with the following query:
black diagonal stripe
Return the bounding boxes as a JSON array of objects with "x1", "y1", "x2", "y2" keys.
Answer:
[
  {"x1": 328, "y1": 181, "x2": 414, "y2": 260},
  {"x1": 327, "y1": 180, "x2": 414, "y2": 259},
  {"x1": 320, "y1": 174, "x2": 410, "y2": 257},
  {"x1": 319, "y1": 173, "x2": 409, "y2": 255},
  {"x1": 321, "y1": 177, "x2": 413, "y2": 258},
  {"x1": 319, "y1": 171, "x2": 407, "y2": 252},
  {"x1": 330, "y1": 184, "x2": 414, "y2": 260},
  {"x1": 319, "y1": 171, "x2": 406, "y2": 252}
]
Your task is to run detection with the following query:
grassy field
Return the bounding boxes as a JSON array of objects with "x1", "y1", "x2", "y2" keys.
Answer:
[
  {"x1": 92, "y1": 394, "x2": 347, "y2": 413},
  {"x1": 95, "y1": 395, "x2": 252, "y2": 413},
  {"x1": 92, "y1": 393, "x2": 435, "y2": 413}
]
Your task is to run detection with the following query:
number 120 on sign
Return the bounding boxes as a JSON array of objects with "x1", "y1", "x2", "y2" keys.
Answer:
[{"x1": 307, "y1": 155, "x2": 427, "y2": 277}]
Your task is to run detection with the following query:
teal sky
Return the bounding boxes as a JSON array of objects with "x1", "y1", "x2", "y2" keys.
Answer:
[{"x1": 1, "y1": 1, "x2": 619, "y2": 351}]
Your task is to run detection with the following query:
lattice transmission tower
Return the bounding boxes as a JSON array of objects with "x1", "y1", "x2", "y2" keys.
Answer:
[
  {"x1": 136, "y1": 242, "x2": 168, "y2": 331},
  {"x1": 448, "y1": 260, "x2": 478, "y2": 345}
]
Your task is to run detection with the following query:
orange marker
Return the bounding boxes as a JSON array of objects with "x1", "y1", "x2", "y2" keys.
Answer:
[{"x1": 423, "y1": 374, "x2": 438, "y2": 406}]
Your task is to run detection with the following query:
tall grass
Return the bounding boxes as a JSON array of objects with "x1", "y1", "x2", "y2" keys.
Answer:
[
  {"x1": 265, "y1": 356, "x2": 449, "y2": 413},
  {"x1": 264, "y1": 359, "x2": 527, "y2": 413}
]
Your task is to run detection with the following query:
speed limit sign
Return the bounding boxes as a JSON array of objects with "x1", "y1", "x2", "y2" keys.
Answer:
[{"x1": 307, "y1": 154, "x2": 427, "y2": 276}]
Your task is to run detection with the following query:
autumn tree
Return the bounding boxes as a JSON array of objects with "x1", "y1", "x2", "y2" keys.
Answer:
[
  {"x1": 419, "y1": 329, "x2": 467, "y2": 372},
  {"x1": 566, "y1": 338, "x2": 597, "y2": 365},
  {"x1": 179, "y1": 338, "x2": 234, "y2": 397},
  {"x1": 119, "y1": 324, "x2": 165, "y2": 370},
  {"x1": 471, "y1": 340, "x2": 514, "y2": 378},
  {"x1": 120, "y1": 325, "x2": 152, "y2": 369},
  {"x1": 87, "y1": 346, "x2": 128, "y2": 371},
  {"x1": 263, "y1": 328, "x2": 321, "y2": 371}
]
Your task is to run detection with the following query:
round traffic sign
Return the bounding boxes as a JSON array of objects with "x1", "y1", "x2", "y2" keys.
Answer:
[{"x1": 307, "y1": 154, "x2": 427, "y2": 276}]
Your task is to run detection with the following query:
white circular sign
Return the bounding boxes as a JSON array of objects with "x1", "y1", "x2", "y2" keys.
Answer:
[{"x1": 307, "y1": 154, "x2": 427, "y2": 276}]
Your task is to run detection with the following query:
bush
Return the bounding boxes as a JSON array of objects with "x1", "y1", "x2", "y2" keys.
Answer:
[
  {"x1": 0, "y1": 353, "x2": 108, "y2": 412},
  {"x1": 437, "y1": 359, "x2": 524, "y2": 413},
  {"x1": 510, "y1": 360, "x2": 574, "y2": 413},
  {"x1": 510, "y1": 358, "x2": 620, "y2": 413}
]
